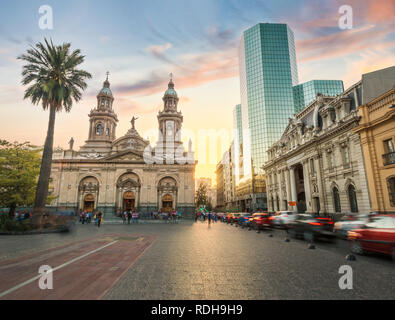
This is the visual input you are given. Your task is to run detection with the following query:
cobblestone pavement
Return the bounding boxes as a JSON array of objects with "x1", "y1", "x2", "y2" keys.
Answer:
[{"x1": 0, "y1": 221, "x2": 394, "y2": 300}]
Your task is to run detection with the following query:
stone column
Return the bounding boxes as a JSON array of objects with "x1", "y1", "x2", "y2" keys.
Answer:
[
  {"x1": 302, "y1": 160, "x2": 312, "y2": 213},
  {"x1": 285, "y1": 169, "x2": 291, "y2": 211},
  {"x1": 314, "y1": 156, "x2": 324, "y2": 214},
  {"x1": 289, "y1": 166, "x2": 297, "y2": 212},
  {"x1": 277, "y1": 170, "x2": 284, "y2": 210}
]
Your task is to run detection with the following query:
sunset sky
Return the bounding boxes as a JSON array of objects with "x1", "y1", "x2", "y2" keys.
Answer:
[{"x1": 0, "y1": 0, "x2": 394, "y2": 183}]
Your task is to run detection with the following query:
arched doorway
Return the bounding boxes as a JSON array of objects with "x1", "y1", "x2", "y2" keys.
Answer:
[
  {"x1": 78, "y1": 176, "x2": 99, "y2": 212},
  {"x1": 161, "y1": 194, "x2": 174, "y2": 213},
  {"x1": 123, "y1": 191, "x2": 135, "y2": 212},
  {"x1": 294, "y1": 163, "x2": 306, "y2": 213},
  {"x1": 116, "y1": 172, "x2": 141, "y2": 216},
  {"x1": 348, "y1": 184, "x2": 358, "y2": 213},
  {"x1": 83, "y1": 194, "x2": 95, "y2": 213},
  {"x1": 157, "y1": 176, "x2": 178, "y2": 212},
  {"x1": 333, "y1": 187, "x2": 341, "y2": 213}
]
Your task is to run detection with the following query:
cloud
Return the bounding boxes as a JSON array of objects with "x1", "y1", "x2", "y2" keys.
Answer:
[
  {"x1": 146, "y1": 42, "x2": 173, "y2": 63},
  {"x1": 100, "y1": 36, "x2": 110, "y2": 43},
  {"x1": 296, "y1": 24, "x2": 394, "y2": 63},
  {"x1": 113, "y1": 47, "x2": 238, "y2": 97}
]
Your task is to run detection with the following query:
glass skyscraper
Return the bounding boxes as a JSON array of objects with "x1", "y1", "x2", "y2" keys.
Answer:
[
  {"x1": 293, "y1": 80, "x2": 344, "y2": 113},
  {"x1": 239, "y1": 23, "x2": 298, "y2": 177}
]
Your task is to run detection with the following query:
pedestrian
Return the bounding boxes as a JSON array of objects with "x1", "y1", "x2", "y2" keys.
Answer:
[
  {"x1": 88, "y1": 211, "x2": 92, "y2": 223},
  {"x1": 127, "y1": 211, "x2": 132, "y2": 224},
  {"x1": 208, "y1": 211, "x2": 212, "y2": 224},
  {"x1": 82, "y1": 211, "x2": 86, "y2": 224},
  {"x1": 97, "y1": 211, "x2": 103, "y2": 228},
  {"x1": 132, "y1": 211, "x2": 139, "y2": 223},
  {"x1": 94, "y1": 212, "x2": 97, "y2": 225},
  {"x1": 122, "y1": 211, "x2": 127, "y2": 224}
]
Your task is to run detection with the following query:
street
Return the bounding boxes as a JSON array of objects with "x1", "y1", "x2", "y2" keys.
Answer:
[{"x1": 0, "y1": 220, "x2": 393, "y2": 300}]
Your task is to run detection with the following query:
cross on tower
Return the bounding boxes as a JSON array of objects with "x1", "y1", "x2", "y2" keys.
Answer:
[
  {"x1": 106, "y1": 71, "x2": 110, "y2": 80},
  {"x1": 169, "y1": 72, "x2": 173, "y2": 81}
]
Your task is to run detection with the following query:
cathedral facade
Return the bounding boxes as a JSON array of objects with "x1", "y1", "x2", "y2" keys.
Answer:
[{"x1": 49, "y1": 75, "x2": 196, "y2": 219}]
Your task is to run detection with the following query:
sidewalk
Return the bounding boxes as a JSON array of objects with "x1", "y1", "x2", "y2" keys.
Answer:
[{"x1": 102, "y1": 219, "x2": 191, "y2": 225}]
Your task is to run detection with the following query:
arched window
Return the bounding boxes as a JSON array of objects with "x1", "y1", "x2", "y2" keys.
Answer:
[
  {"x1": 106, "y1": 100, "x2": 109, "y2": 107},
  {"x1": 96, "y1": 123, "x2": 103, "y2": 135},
  {"x1": 348, "y1": 184, "x2": 358, "y2": 213},
  {"x1": 333, "y1": 187, "x2": 341, "y2": 213},
  {"x1": 105, "y1": 127, "x2": 110, "y2": 136},
  {"x1": 387, "y1": 177, "x2": 395, "y2": 206}
]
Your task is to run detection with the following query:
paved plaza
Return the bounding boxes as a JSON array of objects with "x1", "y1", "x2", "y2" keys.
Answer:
[{"x1": 0, "y1": 221, "x2": 394, "y2": 300}]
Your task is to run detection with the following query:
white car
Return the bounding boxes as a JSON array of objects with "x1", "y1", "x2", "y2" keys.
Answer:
[
  {"x1": 334, "y1": 214, "x2": 370, "y2": 238},
  {"x1": 271, "y1": 211, "x2": 297, "y2": 227}
]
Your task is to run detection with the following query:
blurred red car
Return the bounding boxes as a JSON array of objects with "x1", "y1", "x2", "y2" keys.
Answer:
[
  {"x1": 348, "y1": 214, "x2": 395, "y2": 259},
  {"x1": 250, "y1": 212, "x2": 272, "y2": 230}
]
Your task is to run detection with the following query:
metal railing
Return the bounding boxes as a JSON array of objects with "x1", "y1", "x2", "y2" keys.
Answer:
[{"x1": 382, "y1": 152, "x2": 395, "y2": 166}]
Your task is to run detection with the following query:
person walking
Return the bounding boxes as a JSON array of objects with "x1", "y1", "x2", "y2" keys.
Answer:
[
  {"x1": 82, "y1": 211, "x2": 86, "y2": 224},
  {"x1": 122, "y1": 211, "x2": 127, "y2": 224},
  {"x1": 97, "y1": 211, "x2": 103, "y2": 228},
  {"x1": 208, "y1": 211, "x2": 212, "y2": 224},
  {"x1": 127, "y1": 211, "x2": 132, "y2": 224},
  {"x1": 132, "y1": 211, "x2": 139, "y2": 223}
]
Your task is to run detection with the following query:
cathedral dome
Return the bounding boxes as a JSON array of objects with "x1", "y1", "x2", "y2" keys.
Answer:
[
  {"x1": 164, "y1": 78, "x2": 177, "y2": 97},
  {"x1": 100, "y1": 86, "x2": 113, "y2": 97},
  {"x1": 99, "y1": 72, "x2": 113, "y2": 97}
]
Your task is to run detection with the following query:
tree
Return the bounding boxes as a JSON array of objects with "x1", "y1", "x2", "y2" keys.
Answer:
[
  {"x1": 0, "y1": 140, "x2": 41, "y2": 217},
  {"x1": 195, "y1": 182, "x2": 209, "y2": 208},
  {"x1": 18, "y1": 39, "x2": 91, "y2": 224}
]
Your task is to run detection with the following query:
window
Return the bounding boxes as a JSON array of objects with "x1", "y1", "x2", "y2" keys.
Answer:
[
  {"x1": 388, "y1": 177, "x2": 395, "y2": 206},
  {"x1": 310, "y1": 158, "x2": 315, "y2": 174},
  {"x1": 384, "y1": 139, "x2": 394, "y2": 153},
  {"x1": 333, "y1": 187, "x2": 341, "y2": 213},
  {"x1": 106, "y1": 127, "x2": 110, "y2": 136},
  {"x1": 348, "y1": 184, "x2": 358, "y2": 213},
  {"x1": 101, "y1": 98, "x2": 104, "y2": 106},
  {"x1": 327, "y1": 151, "x2": 335, "y2": 170},
  {"x1": 343, "y1": 146, "x2": 350, "y2": 166},
  {"x1": 96, "y1": 123, "x2": 103, "y2": 135}
]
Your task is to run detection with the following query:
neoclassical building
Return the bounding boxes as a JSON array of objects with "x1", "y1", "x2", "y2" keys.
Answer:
[
  {"x1": 353, "y1": 86, "x2": 395, "y2": 214},
  {"x1": 263, "y1": 81, "x2": 371, "y2": 215},
  {"x1": 49, "y1": 75, "x2": 196, "y2": 219}
]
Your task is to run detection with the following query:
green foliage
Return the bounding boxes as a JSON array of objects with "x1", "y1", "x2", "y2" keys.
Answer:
[
  {"x1": 195, "y1": 182, "x2": 209, "y2": 207},
  {"x1": 18, "y1": 38, "x2": 92, "y2": 112},
  {"x1": 0, "y1": 140, "x2": 41, "y2": 214},
  {"x1": 0, "y1": 214, "x2": 34, "y2": 232}
]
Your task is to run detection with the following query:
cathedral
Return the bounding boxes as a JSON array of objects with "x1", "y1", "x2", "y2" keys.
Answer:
[{"x1": 49, "y1": 75, "x2": 196, "y2": 219}]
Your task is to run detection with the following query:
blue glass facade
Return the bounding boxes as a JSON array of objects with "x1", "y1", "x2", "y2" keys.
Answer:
[
  {"x1": 293, "y1": 80, "x2": 344, "y2": 113},
  {"x1": 239, "y1": 23, "x2": 298, "y2": 177}
]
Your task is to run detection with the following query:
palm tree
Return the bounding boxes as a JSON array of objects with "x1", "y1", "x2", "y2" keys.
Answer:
[{"x1": 18, "y1": 38, "x2": 91, "y2": 225}]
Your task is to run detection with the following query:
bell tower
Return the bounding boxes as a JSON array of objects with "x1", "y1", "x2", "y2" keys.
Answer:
[
  {"x1": 80, "y1": 72, "x2": 118, "y2": 154},
  {"x1": 157, "y1": 75, "x2": 183, "y2": 150}
]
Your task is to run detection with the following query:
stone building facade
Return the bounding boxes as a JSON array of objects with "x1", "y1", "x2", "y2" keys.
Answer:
[
  {"x1": 49, "y1": 76, "x2": 196, "y2": 219},
  {"x1": 353, "y1": 86, "x2": 395, "y2": 213},
  {"x1": 263, "y1": 81, "x2": 371, "y2": 216}
]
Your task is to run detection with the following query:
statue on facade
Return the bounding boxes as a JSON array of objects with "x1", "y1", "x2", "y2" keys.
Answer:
[
  {"x1": 68, "y1": 137, "x2": 74, "y2": 150},
  {"x1": 131, "y1": 116, "x2": 139, "y2": 130}
]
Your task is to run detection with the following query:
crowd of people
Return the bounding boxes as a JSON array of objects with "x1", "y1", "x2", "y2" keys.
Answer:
[
  {"x1": 79, "y1": 210, "x2": 103, "y2": 228},
  {"x1": 195, "y1": 211, "x2": 217, "y2": 224},
  {"x1": 120, "y1": 210, "x2": 182, "y2": 224}
]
